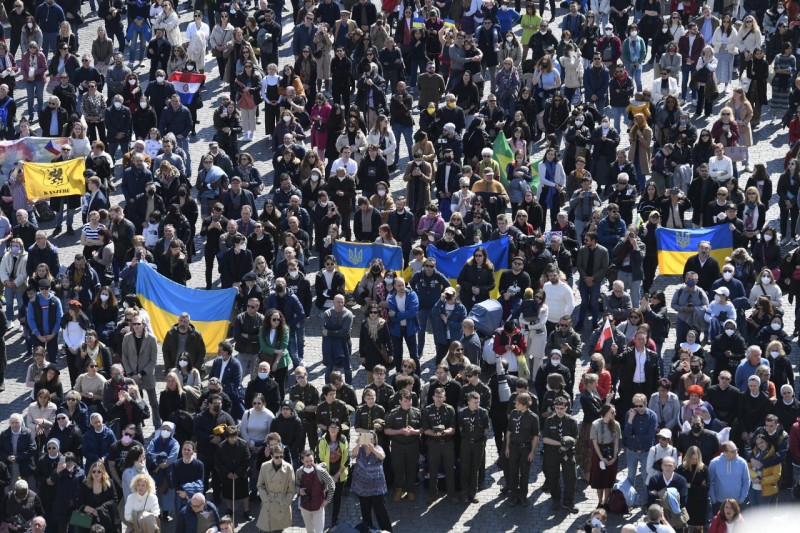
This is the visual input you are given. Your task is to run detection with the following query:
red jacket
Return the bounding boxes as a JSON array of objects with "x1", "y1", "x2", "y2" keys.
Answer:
[
  {"x1": 579, "y1": 369, "x2": 612, "y2": 399},
  {"x1": 789, "y1": 118, "x2": 800, "y2": 144},
  {"x1": 678, "y1": 33, "x2": 705, "y2": 65},
  {"x1": 790, "y1": 416, "x2": 800, "y2": 464},
  {"x1": 708, "y1": 512, "x2": 744, "y2": 533},
  {"x1": 493, "y1": 327, "x2": 527, "y2": 356},
  {"x1": 669, "y1": 0, "x2": 699, "y2": 16}
]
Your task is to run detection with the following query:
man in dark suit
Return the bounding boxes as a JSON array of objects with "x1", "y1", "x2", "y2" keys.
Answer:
[
  {"x1": 208, "y1": 341, "x2": 244, "y2": 420},
  {"x1": 615, "y1": 329, "x2": 661, "y2": 409},
  {"x1": 38, "y1": 95, "x2": 69, "y2": 137},
  {"x1": 682, "y1": 240, "x2": 721, "y2": 295},
  {"x1": 434, "y1": 148, "x2": 462, "y2": 221},
  {"x1": 82, "y1": 174, "x2": 108, "y2": 224}
]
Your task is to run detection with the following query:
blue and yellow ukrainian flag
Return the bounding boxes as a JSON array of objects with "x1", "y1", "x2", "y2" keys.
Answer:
[
  {"x1": 333, "y1": 241, "x2": 404, "y2": 292},
  {"x1": 136, "y1": 265, "x2": 237, "y2": 353},
  {"x1": 427, "y1": 237, "x2": 509, "y2": 298},
  {"x1": 655, "y1": 225, "x2": 733, "y2": 275}
]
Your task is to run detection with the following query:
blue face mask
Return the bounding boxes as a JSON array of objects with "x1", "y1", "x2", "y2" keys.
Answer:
[{"x1": 686, "y1": 280, "x2": 696, "y2": 287}]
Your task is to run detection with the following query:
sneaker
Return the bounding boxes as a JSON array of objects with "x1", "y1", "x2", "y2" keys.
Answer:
[
  {"x1": 51, "y1": 227, "x2": 62, "y2": 237},
  {"x1": 66, "y1": 227, "x2": 75, "y2": 236}
]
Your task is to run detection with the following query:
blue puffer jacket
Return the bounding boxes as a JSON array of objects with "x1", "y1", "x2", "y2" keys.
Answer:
[
  {"x1": 430, "y1": 298, "x2": 467, "y2": 346},
  {"x1": 410, "y1": 269, "x2": 451, "y2": 310}
]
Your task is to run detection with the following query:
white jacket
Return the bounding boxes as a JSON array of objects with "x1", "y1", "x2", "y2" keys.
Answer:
[
  {"x1": 650, "y1": 77, "x2": 679, "y2": 104},
  {"x1": 734, "y1": 27, "x2": 762, "y2": 54},
  {"x1": 711, "y1": 27, "x2": 739, "y2": 55},
  {"x1": 0, "y1": 251, "x2": 27, "y2": 288},
  {"x1": 560, "y1": 54, "x2": 584, "y2": 89},
  {"x1": 366, "y1": 130, "x2": 398, "y2": 167},
  {"x1": 125, "y1": 491, "x2": 160, "y2": 522}
]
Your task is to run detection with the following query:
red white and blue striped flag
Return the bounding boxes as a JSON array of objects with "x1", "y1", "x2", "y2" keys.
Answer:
[{"x1": 168, "y1": 71, "x2": 205, "y2": 106}]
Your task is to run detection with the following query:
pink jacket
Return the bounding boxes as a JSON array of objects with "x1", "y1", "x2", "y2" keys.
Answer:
[{"x1": 20, "y1": 52, "x2": 46, "y2": 82}]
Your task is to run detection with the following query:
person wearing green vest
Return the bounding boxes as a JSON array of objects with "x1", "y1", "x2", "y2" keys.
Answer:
[{"x1": 315, "y1": 421, "x2": 349, "y2": 530}]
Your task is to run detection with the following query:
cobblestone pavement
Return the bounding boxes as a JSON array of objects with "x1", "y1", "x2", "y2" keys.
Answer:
[{"x1": 0, "y1": 3, "x2": 796, "y2": 532}]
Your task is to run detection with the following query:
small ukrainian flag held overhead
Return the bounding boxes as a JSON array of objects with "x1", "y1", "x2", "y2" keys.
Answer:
[
  {"x1": 655, "y1": 225, "x2": 733, "y2": 276},
  {"x1": 136, "y1": 265, "x2": 237, "y2": 353},
  {"x1": 333, "y1": 241, "x2": 404, "y2": 292}
]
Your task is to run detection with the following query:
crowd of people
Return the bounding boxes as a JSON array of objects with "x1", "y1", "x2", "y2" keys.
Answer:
[{"x1": 0, "y1": 0, "x2": 798, "y2": 531}]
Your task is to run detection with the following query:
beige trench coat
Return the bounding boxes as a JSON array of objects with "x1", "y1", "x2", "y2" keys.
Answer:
[
  {"x1": 256, "y1": 461, "x2": 295, "y2": 532},
  {"x1": 627, "y1": 126, "x2": 653, "y2": 174},
  {"x1": 731, "y1": 101, "x2": 753, "y2": 147}
]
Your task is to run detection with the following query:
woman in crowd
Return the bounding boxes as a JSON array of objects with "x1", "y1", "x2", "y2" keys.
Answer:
[
  {"x1": 316, "y1": 421, "x2": 348, "y2": 529},
  {"x1": 748, "y1": 433, "x2": 781, "y2": 506},
  {"x1": 350, "y1": 430, "x2": 392, "y2": 531},
  {"x1": 457, "y1": 247, "x2": 495, "y2": 312},
  {"x1": 124, "y1": 472, "x2": 160, "y2": 532},
  {"x1": 676, "y1": 446, "x2": 710, "y2": 533},
  {"x1": 259, "y1": 308, "x2": 291, "y2": 398},
  {"x1": 74, "y1": 356, "x2": 107, "y2": 413},
  {"x1": 145, "y1": 421, "x2": 179, "y2": 521},
  {"x1": 577, "y1": 373, "x2": 603, "y2": 483},
  {"x1": 79, "y1": 461, "x2": 120, "y2": 532},
  {"x1": 645, "y1": 428, "x2": 679, "y2": 484},
  {"x1": 172, "y1": 441, "x2": 204, "y2": 511},
  {"x1": 648, "y1": 378, "x2": 682, "y2": 434},
  {"x1": 708, "y1": 498, "x2": 744, "y2": 532},
  {"x1": 771, "y1": 42, "x2": 796, "y2": 121},
  {"x1": 256, "y1": 443, "x2": 295, "y2": 532},
  {"x1": 745, "y1": 47, "x2": 769, "y2": 128},
  {"x1": 589, "y1": 404, "x2": 620, "y2": 509}
]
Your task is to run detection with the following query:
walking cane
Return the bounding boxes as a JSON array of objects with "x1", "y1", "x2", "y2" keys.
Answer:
[{"x1": 231, "y1": 474, "x2": 236, "y2": 530}]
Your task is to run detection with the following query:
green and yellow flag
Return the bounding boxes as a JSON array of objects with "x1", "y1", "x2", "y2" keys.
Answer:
[
  {"x1": 23, "y1": 158, "x2": 86, "y2": 200},
  {"x1": 492, "y1": 131, "x2": 515, "y2": 187}
]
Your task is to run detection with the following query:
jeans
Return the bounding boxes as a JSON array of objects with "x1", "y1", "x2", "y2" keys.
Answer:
[
  {"x1": 609, "y1": 106, "x2": 626, "y2": 133},
  {"x1": 626, "y1": 64, "x2": 643, "y2": 92},
  {"x1": 236, "y1": 352, "x2": 258, "y2": 379},
  {"x1": 175, "y1": 135, "x2": 192, "y2": 175},
  {"x1": 129, "y1": 31, "x2": 147, "y2": 63},
  {"x1": 4, "y1": 285, "x2": 24, "y2": 322},
  {"x1": 616, "y1": 271, "x2": 641, "y2": 304},
  {"x1": 498, "y1": 96, "x2": 516, "y2": 116},
  {"x1": 416, "y1": 308, "x2": 432, "y2": 358},
  {"x1": 106, "y1": 139, "x2": 130, "y2": 161},
  {"x1": 674, "y1": 319, "x2": 691, "y2": 351},
  {"x1": 41, "y1": 32, "x2": 57, "y2": 59},
  {"x1": 681, "y1": 64, "x2": 696, "y2": 101},
  {"x1": 107, "y1": 24, "x2": 126, "y2": 54},
  {"x1": 392, "y1": 328, "x2": 419, "y2": 373},
  {"x1": 578, "y1": 279, "x2": 602, "y2": 326},
  {"x1": 749, "y1": 487, "x2": 774, "y2": 507},
  {"x1": 25, "y1": 79, "x2": 44, "y2": 116},
  {"x1": 408, "y1": 58, "x2": 427, "y2": 91},
  {"x1": 33, "y1": 335, "x2": 59, "y2": 363},
  {"x1": 288, "y1": 322, "x2": 305, "y2": 366},
  {"x1": 392, "y1": 123, "x2": 413, "y2": 165},
  {"x1": 626, "y1": 449, "x2": 649, "y2": 493},
  {"x1": 53, "y1": 201, "x2": 75, "y2": 230}
]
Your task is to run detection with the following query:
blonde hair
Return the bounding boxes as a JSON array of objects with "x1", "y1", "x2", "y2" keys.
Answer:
[
  {"x1": 85, "y1": 461, "x2": 112, "y2": 489},
  {"x1": 166, "y1": 371, "x2": 185, "y2": 395},
  {"x1": 130, "y1": 473, "x2": 156, "y2": 494}
]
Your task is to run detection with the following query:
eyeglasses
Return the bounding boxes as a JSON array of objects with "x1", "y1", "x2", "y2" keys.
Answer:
[
  {"x1": 454, "y1": 348, "x2": 463, "y2": 353},
  {"x1": 67, "y1": 398, "x2": 78, "y2": 402},
  {"x1": 368, "y1": 310, "x2": 379, "y2": 315},
  {"x1": 132, "y1": 323, "x2": 143, "y2": 326},
  {"x1": 634, "y1": 404, "x2": 645, "y2": 408},
  {"x1": 424, "y1": 264, "x2": 435, "y2": 269},
  {"x1": 271, "y1": 318, "x2": 281, "y2": 322},
  {"x1": 297, "y1": 375, "x2": 307, "y2": 379},
  {"x1": 89, "y1": 364, "x2": 98, "y2": 368}
]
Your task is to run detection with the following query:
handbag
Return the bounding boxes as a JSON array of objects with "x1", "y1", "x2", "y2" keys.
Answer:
[
  {"x1": 34, "y1": 199, "x2": 55, "y2": 221},
  {"x1": 471, "y1": 71, "x2": 484, "y2": 84},
  {"x1": 69, "y1": 511, "x2": 94, "y2": 528},
  {"x1": 740, "y1": 73, "x2": 752, "y2": 92},
  {"x1": 259, "y1": 351, "x2": 279, "y2": 368},
  {"x1": 379, "y1": 346, "x2": 393, "y2": 365},
  {"x1": 237, "y1": 89, "x2": 255, "y2": 110},
  {"x1": 605, "y1": 262, "x2": 618, "y2": 283}
]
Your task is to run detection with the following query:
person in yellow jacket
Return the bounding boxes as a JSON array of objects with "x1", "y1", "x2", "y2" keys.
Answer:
[
  {"x1": 316, "y1": 421, "x2": 350, "y2": 528},
  {"x1": 748, "y1": 434, "x2": 781, "y2": 506}
]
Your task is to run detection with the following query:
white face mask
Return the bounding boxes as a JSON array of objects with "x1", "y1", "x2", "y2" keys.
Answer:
[
  {"x1": 605, "y1": 29, "x2": 612, "y2": 35},
  {"x1": 288, "y1": 270, "x2": 299, "y2": 278},
  {"x1": 630, "y1": 31, "x2": 637, "y2": 38},
  {"x1": 140, "y1": 101, "x2": 147, "y2": 109},
  {"x1": 377, "y1": 189, "x2": 386, "y2": 196},
  {"x1": 160, "y1": 430, "x2": 171, "y2": 439},
  {"x1": 722, "y1": 272, "x2": 733, "y2": 281},
  {"x1": 302, "y1": 466, "x2": 314, "y2": 473},
  {"x1": 186, "y1": 65, "x2": 194, "y2": 71},
  {"x1": 501, "y1": 4, "x2": 508, "y2": 10},
  {"x1": 179, "y1": 360, "x2": 188, "y2": 367},
  {"x1": 128, "y1": 79, "x2": 136, "y2": 85},
  {"x1": 764, "y1": 234, "x2": 773, "y2": 242},
  {"x1": 762, "y1": 276, "x2": 771, "y2": 284},
  {"x1": 283, "y1": 116, "x2": 291, "y2": 123},
  {"x1": 311, "y1": 174, "x2": 319, "y2": 182},
  {"x1": 715, "y1": 295, "x2": 723, "y2": 303},
  {"x1": 156, "y1": 76, "x2": 165, "y2": 83},
  {"x1": 257, "y1": 372, "x2": 269, "y2": 380},
  {"x1": 100, "y1": 294, "x2": 109, "y2": 302},
  {"x1": 725, "y1": 328, "x2": 735, "y2": 336},
  {"x1": 770, "y1": 351, "x2": 779, "y2": 358},
  {"x1": 771, "y1": 323, "x2": 781, "y2": 331},
  {"x1": 601, "y1": 121, "x2": 609, "y2": 128},
  {"x1": 113, "y1": 102, "x2": 122, "y2": 109},
  {"x1": 506, "y1": 36, "x2": 513, "y2": 43},
  {"x1": 575, "y1": 119, "x2": 584, "y2": 126},
  {"x1": 27, "y1": 22, "x2": 32, "y2": 28}
]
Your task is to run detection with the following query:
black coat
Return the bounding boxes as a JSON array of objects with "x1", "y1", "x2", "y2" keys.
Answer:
[{"x1": 615, "y1": 347, "x2": 660, "y2": 403}]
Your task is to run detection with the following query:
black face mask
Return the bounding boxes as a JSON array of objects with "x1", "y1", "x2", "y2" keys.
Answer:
[
  {"x1": 147, "y1": 189, "x2": 155, "y2": 197},
  {"x1": 178, "y1": 190, "x2": 186, "y2": 197},
  {"x1": 691, "y1": 424, "x2": 702, "y2": 433},
  {"x1": 690, "y1": 366, "x2": 700, "y2": 374}
]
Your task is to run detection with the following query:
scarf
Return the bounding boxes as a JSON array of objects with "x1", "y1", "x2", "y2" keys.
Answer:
[
  {"x1": 112, "y1": 378, "x2": 133, "y2": 419},
  {"x1": 366, "y1": 316, "x2": 384, "y2": 341}
]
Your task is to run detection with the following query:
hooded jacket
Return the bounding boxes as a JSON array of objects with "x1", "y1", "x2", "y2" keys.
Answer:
[
  {"x1": 708, "y1": 451, "x2": 750, "y2": 503},
  {"x1": 270, "y1": 407, "x2": 305, "y2": 460}
]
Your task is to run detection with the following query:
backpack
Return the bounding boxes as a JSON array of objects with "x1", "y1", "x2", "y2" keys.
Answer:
[
  {"x1": 0, "y1": 97, "x2": 10, "y2": 130},
  {"x1": 608, "y1": 488, "x2": 628, "y2": 514}
]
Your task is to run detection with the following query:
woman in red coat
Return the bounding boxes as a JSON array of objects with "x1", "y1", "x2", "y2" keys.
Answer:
[
  {"x1": 310, "y1": 94, "x2": 332, "y2": 161},
  {"x1": 708, "y1": 498, "x2": 745, "y2": 533}
]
